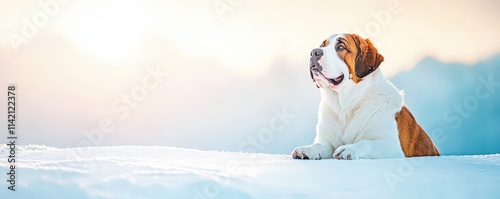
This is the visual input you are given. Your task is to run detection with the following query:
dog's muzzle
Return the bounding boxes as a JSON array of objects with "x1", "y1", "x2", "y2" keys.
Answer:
[{"x1": 309, "y1": 48, "x2": 323, "y2": 83}]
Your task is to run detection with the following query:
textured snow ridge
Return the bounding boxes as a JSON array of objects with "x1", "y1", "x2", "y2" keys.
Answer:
[{"x1": 0, "y1": 145, "x2": 499, "y2": 199}]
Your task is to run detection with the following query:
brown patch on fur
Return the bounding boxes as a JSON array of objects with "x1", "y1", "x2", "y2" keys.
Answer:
[
  {"x1": 396, "y1": 106, "x2": 440, "y2": 157},
  {"x1": 320, "y1": 40, "x2": 329, "y2": 47},
  {"x1": 336, "y1": 34, "x2": 384, "y2": 83}
]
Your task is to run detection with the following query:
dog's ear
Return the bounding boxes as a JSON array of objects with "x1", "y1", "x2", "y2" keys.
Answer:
[{"x1": 354, "y1": 38, "x2": 384, "y2": 78}]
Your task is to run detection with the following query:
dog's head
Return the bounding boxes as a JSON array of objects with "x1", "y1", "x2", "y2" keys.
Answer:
[{"x1": 309, "y1": 33, "x2": 384, "y2": 90}]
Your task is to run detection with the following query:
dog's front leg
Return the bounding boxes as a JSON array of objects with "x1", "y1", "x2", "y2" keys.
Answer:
[
  {"x1": 291, "y1": 100, "x2": 338, "y2": 160},
  {"x1": 291, "y1": 139, "x2": 334, "y2": 160}
]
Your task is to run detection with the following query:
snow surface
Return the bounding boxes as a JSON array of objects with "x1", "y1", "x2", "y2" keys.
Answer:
[{"x1": 1, "y1": 145, "x2": 499, "y2": 199}]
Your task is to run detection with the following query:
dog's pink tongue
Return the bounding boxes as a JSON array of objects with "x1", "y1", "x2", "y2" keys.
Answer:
[{"x1": 334, "y1": 76, "x2": 343, "y2": 82}]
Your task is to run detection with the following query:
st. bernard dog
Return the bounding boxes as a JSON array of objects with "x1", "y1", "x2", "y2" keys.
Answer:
[{"x1": 291, "y1": 33, "x2": 439, "y2": 160}]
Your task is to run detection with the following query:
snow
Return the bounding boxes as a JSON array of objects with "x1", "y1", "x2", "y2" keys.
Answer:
[{"x1": 1, "y1": 145, "x2": 499, "y2": 199}]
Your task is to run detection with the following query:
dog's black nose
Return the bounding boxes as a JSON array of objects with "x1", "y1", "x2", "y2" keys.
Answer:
[
  {"x1": 311, "y1": 48, "x2": 323, "y2": 58},
  {"x1": 310, "y1": 48, "x2": 323, "y2": 71}
]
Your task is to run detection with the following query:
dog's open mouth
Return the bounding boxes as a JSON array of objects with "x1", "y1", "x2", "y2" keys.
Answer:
[
  {"x1": 311, "y1": 68, "x2": 344, "y2": 87},
  {"x1": 328, "y1": 74, "x2": 344, "y2": 85}
]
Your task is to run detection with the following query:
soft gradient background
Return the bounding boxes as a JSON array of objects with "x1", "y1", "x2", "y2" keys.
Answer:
[{"x1": 0, "y1": 0, "x2": 499, "y2": 155}]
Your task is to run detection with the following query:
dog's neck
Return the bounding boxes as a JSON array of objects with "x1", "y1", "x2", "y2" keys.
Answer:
[{"x1": 321, "y1": 69, "x2": 386, "y2": 115}]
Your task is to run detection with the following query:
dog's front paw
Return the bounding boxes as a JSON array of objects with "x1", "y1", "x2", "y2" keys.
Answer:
[
  {"x1": 291, "y1": 146, "x2": 321, "y2": 160},
  {"x1": 333, "y1": 144, "x2": 360, "y2": 160}
]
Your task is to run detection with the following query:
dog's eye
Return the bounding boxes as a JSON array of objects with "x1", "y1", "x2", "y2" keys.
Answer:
[{"x1": 336, "y1": 45, "x2": 345, "y2": 51}]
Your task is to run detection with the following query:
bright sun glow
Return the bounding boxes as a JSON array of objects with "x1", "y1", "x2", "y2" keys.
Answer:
[
  {"x1": 64, "y1": 1, "x2": 272, "y2": 75},
  {"x1": 73, "y1": 2, "x2": 151, "y2": 61}
]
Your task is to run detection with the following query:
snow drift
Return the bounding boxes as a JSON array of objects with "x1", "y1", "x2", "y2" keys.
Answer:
[{"x1": 1, "y1": 145, "x2": 499, "y2": 199}]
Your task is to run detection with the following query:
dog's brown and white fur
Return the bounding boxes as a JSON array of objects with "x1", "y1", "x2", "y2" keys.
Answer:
[{"x1": 291, "y1": 33, "x2": 439, "y2": 160}]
